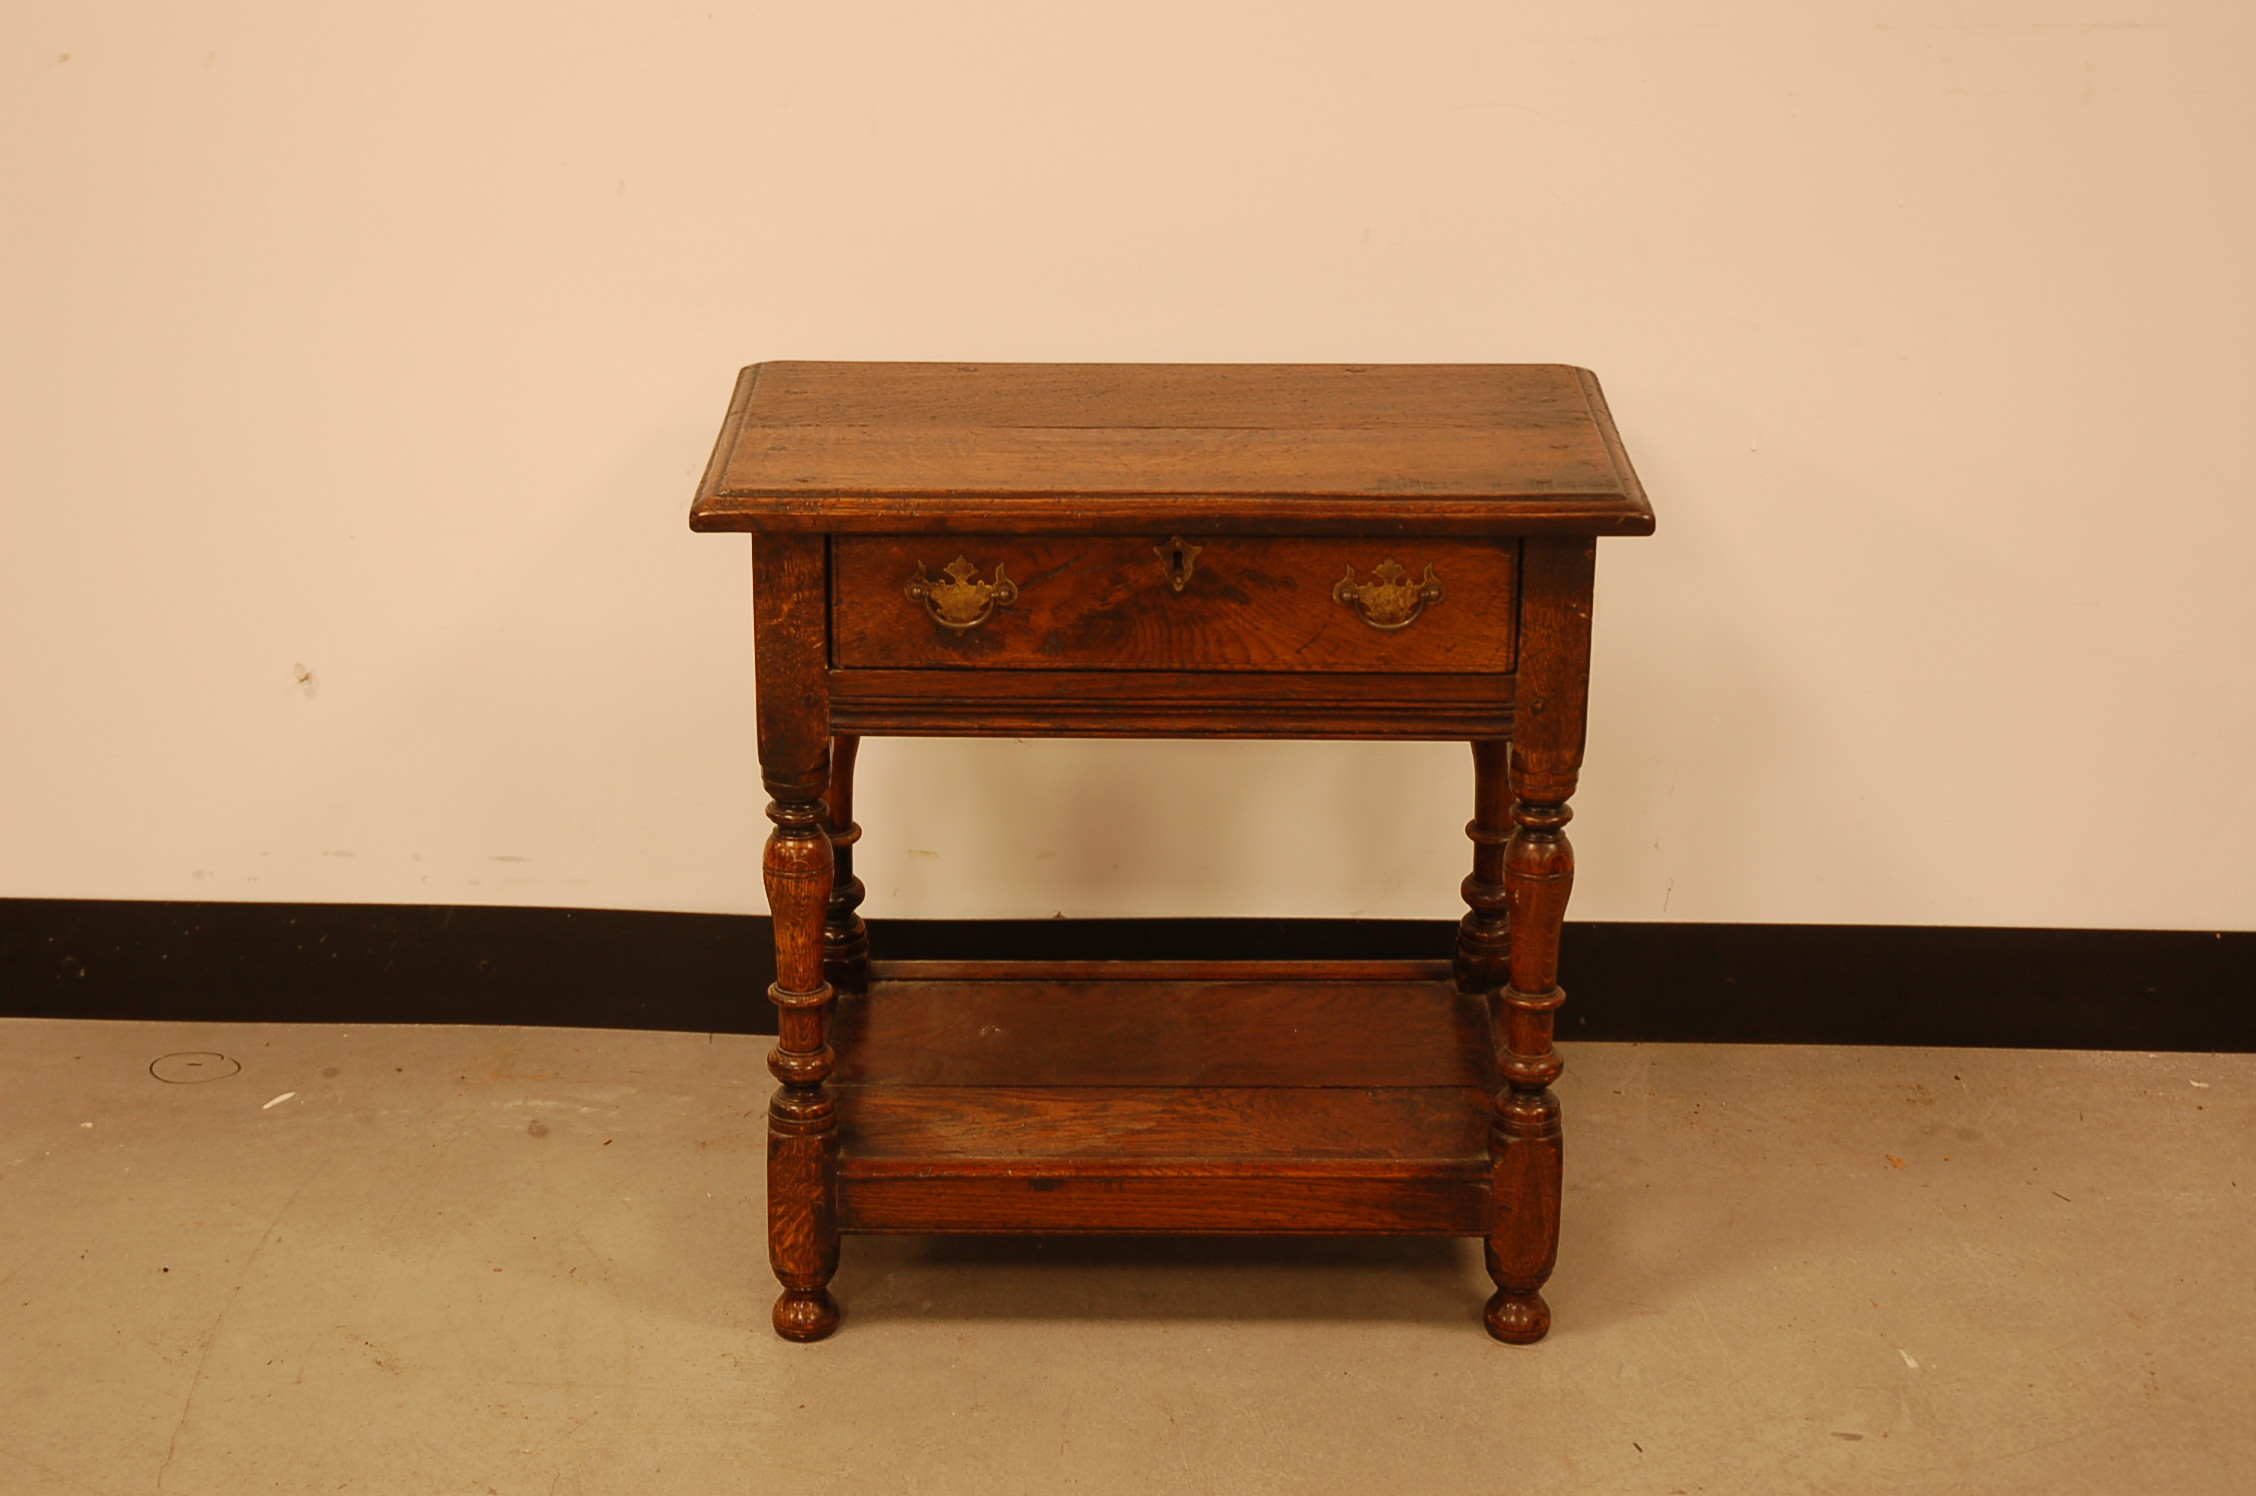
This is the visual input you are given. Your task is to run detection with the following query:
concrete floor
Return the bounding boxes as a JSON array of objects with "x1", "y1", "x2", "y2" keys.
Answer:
[{"x1": 2, "y1": 1020, "x2": 2250, "y2": 1495}]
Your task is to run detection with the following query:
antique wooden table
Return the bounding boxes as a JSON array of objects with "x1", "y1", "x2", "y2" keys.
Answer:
[{"x1": 689, "y1": 362, "x2": 1653, "y2": 1342}]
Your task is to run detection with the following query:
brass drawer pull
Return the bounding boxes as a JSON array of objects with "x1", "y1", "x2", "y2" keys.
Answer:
[
  {"x1": 1333, "y1": 558, "x2": 1444, "y2": 630},
  {"x1": 905, "y1": 555, "x2": 1019, "y2": 631}
]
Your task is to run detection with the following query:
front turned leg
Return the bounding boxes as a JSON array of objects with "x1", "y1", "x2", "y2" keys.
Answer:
[
  {"x1": 1485, "y1": 754, "x2": 1573, "y2": 1344},
  {"x1": 765, "y1": 789, "x2": 840, "y2": 1341},
  {"x1": 1485, "y1": 535, "x2": 1595, "y2": 1344}
]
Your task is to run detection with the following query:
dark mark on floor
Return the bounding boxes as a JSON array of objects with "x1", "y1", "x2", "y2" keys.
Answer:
[{"x1": 149, "y1": 1052, "x2": 241, "y2": 1084}]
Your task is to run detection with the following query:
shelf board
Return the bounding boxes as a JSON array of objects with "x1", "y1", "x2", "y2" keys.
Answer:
[
  {"x1": 835, "y1": 960, "x2": 1489, "y2": 1089},
  {"x1": 831, "y1": 961, "x2": 1499, "y2": 1234}
]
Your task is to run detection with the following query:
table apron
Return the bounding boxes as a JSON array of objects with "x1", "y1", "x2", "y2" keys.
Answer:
[{"x1": 825, "y1": 668, "x2": 1515, "y2": 740}]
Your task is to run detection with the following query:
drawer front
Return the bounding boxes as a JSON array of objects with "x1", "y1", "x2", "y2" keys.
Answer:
[{"x1": 832, "y1": 535, "x2": 1517, "y2": 672}]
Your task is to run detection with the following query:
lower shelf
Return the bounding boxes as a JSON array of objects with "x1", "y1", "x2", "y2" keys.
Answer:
[{"x1": 830, "y1": 960, "x2": 1499, "y2": 1235}]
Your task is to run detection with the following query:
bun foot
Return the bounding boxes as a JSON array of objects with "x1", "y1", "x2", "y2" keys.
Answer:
[
  {"x1": 773, "y1": 1287, "x2": 840, "y2": 1342},
  {"x1": 1483, "y1": 1289, "x2": 1551, "y2": 1344}
]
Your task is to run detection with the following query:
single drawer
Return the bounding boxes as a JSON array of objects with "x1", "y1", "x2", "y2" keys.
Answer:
[{"x1": 831, "y1": 535, "x2": 1517, "y2": 672}]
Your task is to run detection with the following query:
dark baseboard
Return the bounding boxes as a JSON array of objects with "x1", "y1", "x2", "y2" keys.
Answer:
[{"x1": 0, "y1": 899, "x2": 2248, "y2": 1051}]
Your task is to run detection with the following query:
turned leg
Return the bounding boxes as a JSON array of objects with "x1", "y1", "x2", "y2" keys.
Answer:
[
  {"x1": 1455, "y1": 738, "x2": 1512, "y2": 995},
  {"x1": 1485, "y1": 753, "x2": 1572, "y2": 1343},
  {"x1": 1485, "y1": 537, "x2": 1594, "y2": 1344},
  {"x1": 822, "y1": 735, "x2": 870, "y2": 997},
  {"x1": 765, "y1": 782, "x2": 840, "y2": 1341},
  {"x1": 752, "y1": 533, "x2": 841, "y2": 1342}
]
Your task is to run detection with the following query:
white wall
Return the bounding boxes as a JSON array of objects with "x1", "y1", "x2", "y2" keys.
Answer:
[{"x1": 4, "y1": 2, "x2": 2252, "y2": 930}]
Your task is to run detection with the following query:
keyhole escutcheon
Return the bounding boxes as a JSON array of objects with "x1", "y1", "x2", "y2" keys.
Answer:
[{"x1": 1156, "y1": 536, "x2": 1202, "y2": 592}]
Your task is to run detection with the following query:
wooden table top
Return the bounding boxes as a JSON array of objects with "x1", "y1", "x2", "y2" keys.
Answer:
[{"x1": 690, "y1": 362, "x2": 1654, "y2": 537}]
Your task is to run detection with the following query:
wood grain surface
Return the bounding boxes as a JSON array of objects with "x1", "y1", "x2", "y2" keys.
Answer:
[
  {"x1": 830, "y1": 966, "x2": 1499, "y2": 1236},
  {"x1": 868, "y1": 959, "x2": 1456, "y2": 983},
  {"x1": 830, "y1": 971, "x2": 1494, "y2": 1090},
  {"x1": 838, "y1": 1085, "x2": 1490, "y2": 1168},
  {"x1": 739, "y1": 361, "x2": 1592, "y2": 428},
  {"x1": 827, "y1": 667, "x2": 1514, "y2": 739},
  {"x1": 834, "y1": 534, "x2": 1515, "y2": 673},
  {"x1": 836, "y1": 1175, "x2": 1491, "y2": 1235},
  {"x1": 691, "y1": 362, "x2": 1653, "y2": 536}
]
